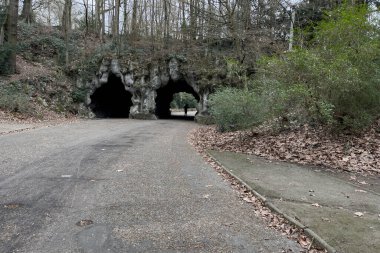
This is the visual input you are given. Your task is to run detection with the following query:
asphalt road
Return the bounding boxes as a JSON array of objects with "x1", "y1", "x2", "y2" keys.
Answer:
[{"x1": 0, "y1": 119, "x2": 301, "y2": 253}]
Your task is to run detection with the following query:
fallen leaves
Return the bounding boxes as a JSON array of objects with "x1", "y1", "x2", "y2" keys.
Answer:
[
  {"x1": 298, "y1": 235, "x2": 311, "y2": 248},
  {"x1": 321, "y1": 217, "x2": 331, "y2": 222},
  {"x1": 243, "y1": 196, "x2": 256, "y2": 203},
  {"x1": 189, "y1": 124, "x2": 380, "y2": 176},
  {"x1": 202, "y1": 194, "x2": 210, "y2": 199},
  {"x1": 354, "y1": 212, "x2": 364, "y2": 217},
  {"x1": 188, "y1": 130, "x2": 327, "y2": 253}
]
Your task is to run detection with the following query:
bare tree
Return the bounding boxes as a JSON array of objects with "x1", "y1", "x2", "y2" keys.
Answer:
[
  {"x1": 131, "y1": 0, "x2": 138, "y2": 37},
  {"x1": 5, "y1": 0, "x2": 18, "y2": 73},
  {"x1": 62, "y1": 0, "x2": 72, "y2": 66},
  {"x1": 113, "y1": 0, "x2": 120, "y2": 36},
  {"x1": 0, "y1": 0, "x2": 8, "y2": 46},
  {"x1": 20, "y1": 0, "x2": 34, "y2": 23}
]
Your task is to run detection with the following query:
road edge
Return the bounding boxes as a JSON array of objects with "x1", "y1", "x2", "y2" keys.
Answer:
[{"x1": 206, "y1": 150, "x2": 337, "y2": 253}]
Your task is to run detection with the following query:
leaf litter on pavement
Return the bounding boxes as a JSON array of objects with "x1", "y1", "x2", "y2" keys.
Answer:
[
  {"x1": 189, "y1": 123, "x2": 380, "y2": 252},
  {"x1": 188, "y1": 129, "x2": 329, "y2": 252}
]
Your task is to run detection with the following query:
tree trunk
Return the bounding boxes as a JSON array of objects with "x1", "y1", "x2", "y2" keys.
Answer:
[
  {"x1": 62, "y1": 0, "x2": 72, "y2": 67},
  {"x1": 0, "y1": 26, "x2": 4, "y2": 46},
  {"x1": 288, "y1": 9, "x2": 295, "y2": 51},
  {"x1": 0, "y1": 1, "x2": 8, "y2": 46},
  {"x1": 113, "y1": 0, "x2": 120, "y2": 37},
  {"x1": 131, "y1": 0, "x2": 138, "y2": 37},
  {"x1": 189, "y1": 0, "x2": 196, "y2": 39},
  {"x1": 20, "y1": 0, "x2": 33, "y2": 24},
  {"x1": 47, "y1": 1, "x2": 51, "y2": 26},
  {"x1": 123, "y1": 0, "x2": 129, "y2": 35},
  {"x1": 163, "y1": 0, "x2": 169, "y2": 41},
  {"x1": 83, "y1": 0, "x2": 89, "y2": 34},
  {"x1": 102, "y1": 0, "x2": 105, "y2": 40},
  {"x1": 150, "y1": 0, "x2": 155, "y2": 38},
  {"x1": 6, "y1": 0, "x2": 18, "y2": 74}
]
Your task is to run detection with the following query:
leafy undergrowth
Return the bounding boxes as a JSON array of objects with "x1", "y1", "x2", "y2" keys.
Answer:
[
  {"x1": 0, "y1": 56, "x2": 82, "y2": 120},
  {"x1": 190, "y1": 123, "x2": 380, "y2": 176}
]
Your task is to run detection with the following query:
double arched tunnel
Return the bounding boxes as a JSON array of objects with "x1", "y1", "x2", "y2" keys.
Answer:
[{"x1": 89, "y1": 74, "x2": 199, "y2": 119}]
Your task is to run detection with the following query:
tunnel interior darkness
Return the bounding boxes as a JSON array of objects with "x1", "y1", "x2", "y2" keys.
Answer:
[
  {"x1": 155, "y1": 79, "x2": 200, "y2": 119},
  {"x1": 90, "y1": 74, "x2": 133, "y2": 118}
]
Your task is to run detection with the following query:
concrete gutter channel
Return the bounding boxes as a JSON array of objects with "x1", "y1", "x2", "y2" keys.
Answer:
[
  {"x1": 207, "y1": 150, "x2": 337, "y2": 253},
  {"x1": 206, "y1": 150, "x2": 380, "y2": 253}
]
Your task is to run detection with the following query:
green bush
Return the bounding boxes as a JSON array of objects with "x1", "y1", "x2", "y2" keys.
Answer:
[
  {"x1": 209, "y1": 87, "x2": 270, "y2": 132},
  {"x1": 209, "y1": 5, "x2": 380, "y2": 133},
  {"x1": 71, "y1": 86, "x2": 89, "y2": 103},
  {"x1": 0, "y1": 83, "x2": 34, "y2": 115},
  {"x1": 170, "y1": 92, "x2": 198, "y2": 109},
  {"x1": 76, "y1": 42, "x2": 114, "y2": 81},
  {"x1": 17, "y1": 23, "x2": 78, "y2": 66},
  {"x1": 253, "y1": 5, "x2": 380, "y2": 132},
  {"x1": 0, "y1": 43, "x2": 14, "y2": 74}
]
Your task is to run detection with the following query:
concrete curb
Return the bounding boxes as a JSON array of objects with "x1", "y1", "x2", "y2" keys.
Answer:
[{"x1": 206, "y1": 150, "x2": 337, "y2": 253}]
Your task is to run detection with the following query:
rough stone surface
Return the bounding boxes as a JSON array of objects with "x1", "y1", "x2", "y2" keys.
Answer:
[{"x1": 86, "y1": 57, "x2": 210, "y2": 119}]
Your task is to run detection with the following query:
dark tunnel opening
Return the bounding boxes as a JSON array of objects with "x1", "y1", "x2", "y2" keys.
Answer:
[
  {"x1": 155, "y1": 79, "x2": 200, "y2": 119},
  {"x1": 90, "y1": 74, "x2": 133, "y2": 118}
]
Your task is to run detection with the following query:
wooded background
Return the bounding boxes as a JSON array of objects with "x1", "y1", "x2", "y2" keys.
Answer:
[{"x1": 1, "y1": 0, "x2": 376, "y2": 73}]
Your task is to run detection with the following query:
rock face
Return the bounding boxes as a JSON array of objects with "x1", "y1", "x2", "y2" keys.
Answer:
[{"x1": 86, "y1": 57, "x2": 210, "y2": 119}]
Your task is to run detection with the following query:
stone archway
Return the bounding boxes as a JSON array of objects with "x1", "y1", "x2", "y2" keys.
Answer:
[
  {"x1": 89, "y1": 74, "x2": 133, "y2": 118},
  {"x1": 87, "y1": 58, "x2": 211, "y2": 120},
  {"x1": 155, "y1": 79, "x2": 200, "y2": 119}
]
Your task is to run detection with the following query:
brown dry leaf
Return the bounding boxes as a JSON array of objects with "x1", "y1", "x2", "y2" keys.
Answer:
[
  {"x1": 189, "y1": 123, "x2": 380, "y2": 177},
  {"x1": 243, "y1": 196, "x2": 254, "y2": 203},
  {"x1": 322, "y1": 217, "x2": 330, "y2": 222},
  {"x1": 354, "y1": 212, "x2": 364, "y2": 217},
  {"x1": 298, "y1": 235, "x2": 310, "y2": 248},
  {"x1": 188, "y1": 125, "x2": 380, "y2": 252}
]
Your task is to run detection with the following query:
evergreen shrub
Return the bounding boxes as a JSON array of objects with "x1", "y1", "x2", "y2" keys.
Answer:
[
  {"x1": 210, "y1": 5, "x2": 380, "y2": 133},
  {"x1": 0, "y1": 82, "x2": 33, "y2": 115}
]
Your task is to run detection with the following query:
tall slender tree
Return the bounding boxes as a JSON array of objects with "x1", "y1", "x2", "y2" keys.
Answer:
[
  {"x1": 5, "y1": 0, "x2": 18, "y2": 74},
  {"x1": 131, "y1": 0, "x2": 138, "y2": 37},
  {"x1": 0, "y1": 0, "x2": 8, "y2": 46},
  {"x1": 20, "y1": 0, "x2": 34, "y2": 24},
  {"x1": 62, "y1": 0, "x2": 72, "y2": 66},
  {"x1": 113, "y1": 0, "x2": 120, "y2": 36}
]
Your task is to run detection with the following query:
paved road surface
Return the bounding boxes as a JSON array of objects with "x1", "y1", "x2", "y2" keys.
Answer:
[{"x1": 0, "y1": 119, "x2": 301, "y2": 253}]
